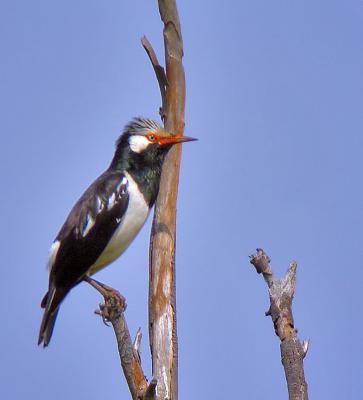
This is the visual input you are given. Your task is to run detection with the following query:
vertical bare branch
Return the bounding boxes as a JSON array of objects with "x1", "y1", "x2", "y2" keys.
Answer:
[
  {"x1": 250, "y1": 249, "x2": 309, "y2": 400},
  {"x1": 145, "y1": 1, "x2": 185, "y2": 399}
]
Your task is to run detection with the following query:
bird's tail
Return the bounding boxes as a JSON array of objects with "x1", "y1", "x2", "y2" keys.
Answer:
[{"x1": 38, "y1": 285, "x2": 65, "y2": 347}]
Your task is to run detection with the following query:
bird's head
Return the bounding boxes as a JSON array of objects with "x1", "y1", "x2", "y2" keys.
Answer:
[
  {"x1": 111, "y1": 117, "x2": 196, "y2": 170},
  {"x1": 125, "y1": 117, "x2": 196, "y2": 153}
]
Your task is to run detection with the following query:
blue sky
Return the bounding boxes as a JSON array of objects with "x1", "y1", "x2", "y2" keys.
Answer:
[{"x1": 1, "y1": 1, "x2": 362, "y2": 398}]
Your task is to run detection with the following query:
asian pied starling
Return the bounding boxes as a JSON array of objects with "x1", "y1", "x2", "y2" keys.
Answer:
[{"x1": 38, "y1": 117, "x2": 196, "y2": 347}]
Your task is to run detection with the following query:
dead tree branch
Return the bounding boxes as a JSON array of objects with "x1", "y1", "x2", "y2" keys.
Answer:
[
  {"x1": 143, "y1": 1, "x2": 185, "y2": 399},
  {"x1": 250, "y1": 249, "x2": 309, "y2": 400},
  {"x1": 86, "y1": 277, "x2": 149, "y2": 400},
  {"x1": 141, "y1": 36, "x2": 168, "y2": 121}
]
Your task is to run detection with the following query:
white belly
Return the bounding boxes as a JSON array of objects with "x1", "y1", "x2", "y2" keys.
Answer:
[{"x1": 88, "y1": 172, "x2": 149, "y2": 275}]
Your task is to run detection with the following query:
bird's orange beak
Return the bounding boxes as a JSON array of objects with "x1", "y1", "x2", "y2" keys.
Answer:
[{"x1": 159, "y1": 134, "x2": 197, "y2": 146}]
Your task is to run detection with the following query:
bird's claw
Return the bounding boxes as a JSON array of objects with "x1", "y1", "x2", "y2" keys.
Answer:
[
  {"x1": 94, "y1": 294, "x2": 127, "y2": 324},
  {"x1": 94, "y1": 305, "x2": 111, "y2": 326},
  {"x1": 85, "y1": 276, "x2": 127, "y2": 323}
]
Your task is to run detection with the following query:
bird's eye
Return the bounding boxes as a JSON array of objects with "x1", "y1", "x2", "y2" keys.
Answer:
[{"x1": 147, "y1": 134, "x2": 157, "y2": 142}]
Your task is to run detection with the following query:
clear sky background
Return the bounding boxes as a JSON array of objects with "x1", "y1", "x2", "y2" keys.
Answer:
[{"x1": 1, "y1": 1, "x2": 362, "y2": 399}]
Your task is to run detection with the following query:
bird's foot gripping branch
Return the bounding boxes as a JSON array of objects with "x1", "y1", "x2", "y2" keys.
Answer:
[{"x1": 85, "y1": 276, "x2": 126, "y2": 323}]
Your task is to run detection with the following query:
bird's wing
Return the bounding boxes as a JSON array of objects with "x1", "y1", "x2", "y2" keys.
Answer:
[{"x1": 49, "y1": 171, "x2": 129, "y2": 289}]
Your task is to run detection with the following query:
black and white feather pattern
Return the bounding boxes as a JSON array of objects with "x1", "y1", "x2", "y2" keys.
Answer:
[
  {"x1": 49, "y1": 171, "x2": 130, "y2": 287},
  {"x1": 39, "y1": 116, "x2": 166, "y2": 347}
]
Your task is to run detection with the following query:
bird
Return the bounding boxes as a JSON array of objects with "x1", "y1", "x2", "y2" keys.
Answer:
[{"x1": 38, "y1": 117, "x2": 196, "y2": 347}]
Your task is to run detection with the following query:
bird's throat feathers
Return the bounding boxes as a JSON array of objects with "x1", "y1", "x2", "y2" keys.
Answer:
[{"x1": 109, "y1": 134, "x2": 167, "y2": 207}]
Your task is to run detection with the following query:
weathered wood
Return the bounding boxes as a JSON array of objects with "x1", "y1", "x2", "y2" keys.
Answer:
[
  {"x1": 250, "y1": 249, "x2": 309, "y2": 400},
  {"x1": 147, "y1": 1, "x2": 185, "y2": 398},
  {"x1": 86, "y1": 277, "x2": 148, "y2": 400}
]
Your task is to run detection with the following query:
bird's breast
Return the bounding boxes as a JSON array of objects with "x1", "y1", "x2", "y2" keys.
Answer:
[{"x1": 88, "y1": 172, "x2": 149, "y2": 275}]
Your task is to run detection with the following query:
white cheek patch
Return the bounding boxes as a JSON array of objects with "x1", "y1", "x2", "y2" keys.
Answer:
[{"x1": 129, "y1": 135, "x2": 150, "y2": 153}]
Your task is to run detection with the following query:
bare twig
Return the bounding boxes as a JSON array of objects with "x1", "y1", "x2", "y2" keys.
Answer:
[
  {"x1": 250, "y1": 249, "x2": 309, "y2": 400},
  {"x1": 141, "y1": 36, "x2": 168, "y2": 121},
  {"x1": 85, "y1": 277, "x2": 148, "y2": 400},
  {"x1": 143, "y1": 1, "x2": 185, "y2": 399}
]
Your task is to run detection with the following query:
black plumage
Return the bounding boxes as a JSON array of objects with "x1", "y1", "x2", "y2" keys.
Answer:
[
  {"x1": 39, "y1": 171, "x2": 130, "y2": 346},
  {"x1": 38, "y1": 117, "x2": 196, "y2": 347}
]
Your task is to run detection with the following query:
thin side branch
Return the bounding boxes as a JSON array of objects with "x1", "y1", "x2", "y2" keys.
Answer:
[
  {"x1": 85, "y1": 277, "x2": 148, "y2": 400},
  {"x1": 143, "y1": 1, "x2": 185, "y2": 399},
  {"x1": 250, "y1": 249, "x2": 309, "y2": 400},
  {"x1": 141, "y1": 36, "x2": 168, "y2": 121}
]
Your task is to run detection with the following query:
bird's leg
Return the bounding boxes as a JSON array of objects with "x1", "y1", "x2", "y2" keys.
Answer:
[
  {"x1": 84, "y1": 276, "x2": 126, "y2": 325},
  {"x1": 84, "y1": 276, "x2": 124, "y2": 300}
]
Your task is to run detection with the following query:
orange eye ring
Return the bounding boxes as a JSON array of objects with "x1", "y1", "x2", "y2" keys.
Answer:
[{"x1": 147, "y1": 134, "x2": 157, "y2": 143}]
